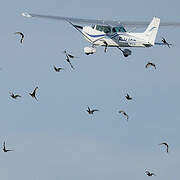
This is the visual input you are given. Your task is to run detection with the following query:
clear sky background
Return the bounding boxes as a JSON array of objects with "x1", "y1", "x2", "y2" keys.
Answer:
[{"x1": 0, "y1": 0, "x2": 180, "y2": 179}]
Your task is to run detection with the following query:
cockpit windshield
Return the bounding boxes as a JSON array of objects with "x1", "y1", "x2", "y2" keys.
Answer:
[
  {"x1": 95, "y1": 25, "x2": 111, "y2": 34},
  {"x1": 94, "y1": 25, "x2": 126, "y2": 33},
  {"x1": 112, "y1": 26, "x2": 126, "y2": 33}
]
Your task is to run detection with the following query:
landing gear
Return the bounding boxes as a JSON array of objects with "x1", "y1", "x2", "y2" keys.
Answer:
[
  {"x1": 84, "y1": 47, "x2": 96, "y2": 55},
  {"x1": 117, "y1": 47, "x2": 132, "y2": 57}
]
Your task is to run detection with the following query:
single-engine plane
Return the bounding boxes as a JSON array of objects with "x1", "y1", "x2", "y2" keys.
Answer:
[{"x1": 22, "y1": 12, "x2": 180, "y2": 57}]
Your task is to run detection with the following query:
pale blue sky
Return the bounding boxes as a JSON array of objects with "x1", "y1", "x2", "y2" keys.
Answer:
[{"x1": 0, "y1": 0, "x2": 180, "y2": 180}]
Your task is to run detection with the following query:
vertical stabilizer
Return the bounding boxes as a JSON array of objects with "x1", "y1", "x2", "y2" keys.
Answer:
[{"x1": 144, "y1": 17, "x2": 160, "y2": 46}]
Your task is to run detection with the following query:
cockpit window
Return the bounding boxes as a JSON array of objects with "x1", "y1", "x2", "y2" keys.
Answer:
[
  {"x1": 91, "y1": 25, "x2": 95, "y2": 29},
  {"x1": 96, "y1": 25, "x2": 111, "y2": 33},
  {"x1": 112, "y1": 26, "x2": 126, "y2": 33}
]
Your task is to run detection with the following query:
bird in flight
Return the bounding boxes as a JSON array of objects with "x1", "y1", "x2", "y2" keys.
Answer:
[
  {"x1": 86, "y1": 106, "x2": 99, "y2": 114},
  {"x1": 145, "y1": 170, "x2": 156, "y2": 176},
  {"x1": 103, "y1": 41, "x2": 108, "y2": 53},
  {"x1": 64, "y1": 50, "x2": 78, "y2": 59},
  {"x1": 119, "y1": 110, "x2": 129, "y2": 120},
  {"x1": 145, "y1": 62, "x2": 156, "y2": 69},
  {"x1": 65, "y1": 55, "x2": 75, "y2": 70},
  {"x1": 125, "y1": 93, "x2": 132, "y2": 100},
  {"x1": 159, "y1": 142, "x2": 169, "y2": 153},
  {"x1": 53, "y1": 65, "x2": 64, "y2": 72},
  {"x1": 3, "y1": 141, "x2": 13, "y2": 152},
  {"x1": 14, "y1": 32, "x2": 24, "y2": 44},
  {"x1": 162, "y1": 37, "x2": 171, "y2": 48},
  {"x1": 9, "y1": 92, "x2": 21, "y2": 99},
  {"x1": 29, "y1": 87, "x2": 38, "y2": 101}
]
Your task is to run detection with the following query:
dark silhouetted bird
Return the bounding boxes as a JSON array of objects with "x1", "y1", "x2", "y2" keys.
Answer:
[
  {"x1": 145, "y1": 170, "x2": 156, "y2": 176},
  {"x1": 125, "y1": 93, "x2": 132, "y2": 100},
  {"x1": 119, "y1": 110, "x2": 129, "y2": 120},
  {"x1": 145, "y1": 62, "x2": 156, "y2": 69},
  {"x1": 3, "y1": 141, "x2": 13, "y2": 152},
  {"x1": 64, "y1": 50, "x2": 77, "y2": 59},
  {"x1": 159, "y1": 142, "x2": 169, "y2": 153},
  {"x1": 86, "y1": 106, "x2": 99, "y2": 114},
  {"x1": 9, "y1": 92, "x2": 21, "y2": 99},
  {"x1": 103, "y1": 41, "x2": 108, "y2": 53},
  {"x1": 29, "y1": 87, "x2": 38, "y2": 101},
  {"x1": 53, "y1": 65, "x2": 64, "y2": 72},
  {"x1": 14, "y1": 32, "x2": 24, "y2": 43},
  {"x1": 65, "y1": 55, "x2": 75, "y2": 70},
  {"x1": 162, "y1": 37, "x2": 171, "y2": 48}
]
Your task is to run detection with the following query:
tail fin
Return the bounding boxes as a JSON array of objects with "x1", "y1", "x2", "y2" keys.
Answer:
[{"x1": 144, "y1": 17, "x2": 160, "y2": 46}]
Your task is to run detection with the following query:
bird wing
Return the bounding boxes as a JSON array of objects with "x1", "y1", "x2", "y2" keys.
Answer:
[
  {"x1": 15, "y1": 32, "x2": 24, "y2": 38},
  {"x1": 54, "y1": 66, "x2": 57, "y2": 71},
  {"x1": 34, "y1": 87, "x2": 38, "y2": 93},
  {"x1": 125, "y1": 114, "x2": 129, "y2": 119},
  {"x1": 160, "y1": 143, "x2": 169, "y2": 152},
  {"x1": 145, "y1": 63, "x2": 150, "y2": 68},
  {"x1": 92, "y1": 109, "x2": 99, "y2": 112},
  {"x1": 67, "y1": 54, "x2": 75, "y2": 58},
  {"x1": 159, "y1": 142, "x2": 168, "y2": 148},
  {"x1": 7, "y1": 149, "x2": 13, "y2": 152},
  {"x1": 68, "y1": 60, "x2": 75, "y2": 70}
]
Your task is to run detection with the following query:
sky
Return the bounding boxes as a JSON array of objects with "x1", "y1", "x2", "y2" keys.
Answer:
[{"x1": 0, "y1": 0, "x2": 180, "y2": 179}]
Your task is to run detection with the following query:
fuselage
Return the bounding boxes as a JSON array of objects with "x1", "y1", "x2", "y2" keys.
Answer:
[{"x1": 82, "y1": 25, "x2": 152, "y2": 48}]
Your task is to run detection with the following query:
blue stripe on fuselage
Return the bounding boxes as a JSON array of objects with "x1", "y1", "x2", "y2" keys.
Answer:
[{"x1": 85, "y1": 32, "x2": 105, "y2": 38}]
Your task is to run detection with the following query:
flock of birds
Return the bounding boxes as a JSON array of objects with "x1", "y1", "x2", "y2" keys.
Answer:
[{"x1": 3, "y1": 31, "x2": 172, "y2": 178}]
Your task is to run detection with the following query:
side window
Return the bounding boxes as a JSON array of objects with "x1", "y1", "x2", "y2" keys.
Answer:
[
  {"x1": 112, "y1": 28, "x2": 116, "y2": 33},
  {"x1": 91, "y1": 25, "x2": 95, "y2": 29},
  {"x1": 104, "y1": 26, "x2": 111, "y2": 33},
  {"x1": 96, "y1": 25, "x2": 102, "y2": 32},
  {"x1": 120, "y1": 27, "x2": 126, "y2": 32},
  {"x1": 112, "y1": 27, "x2": 126, "y2": 33}
]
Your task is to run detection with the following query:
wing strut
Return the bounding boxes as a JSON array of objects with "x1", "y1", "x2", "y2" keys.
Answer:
[
  {"x1": 66, "y1": 20, "x2": 94, "y2": 44},
  {"x1": 67, "y1": 21, "x2": 108, "y2": 47}
]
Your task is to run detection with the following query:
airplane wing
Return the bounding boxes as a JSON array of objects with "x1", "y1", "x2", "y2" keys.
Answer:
[
  {"x1": 22, "y1": 12, "x2": 119, "y2": 26},
  {"x1": 22, "y1": 12, "x2": 180, "y2": 28}
]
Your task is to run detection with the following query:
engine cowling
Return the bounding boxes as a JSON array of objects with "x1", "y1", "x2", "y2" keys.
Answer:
[
  {"x1": 84, "y1": 47, "x2": 96, "y2": 55},
  {"x1": 123, "y1": 49, "x2": 132, "y2": 57}
]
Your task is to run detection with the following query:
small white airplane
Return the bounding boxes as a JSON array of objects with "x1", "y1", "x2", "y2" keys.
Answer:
[{"x1": 22, "y1": 12, "x2": 179, "y2": 57}]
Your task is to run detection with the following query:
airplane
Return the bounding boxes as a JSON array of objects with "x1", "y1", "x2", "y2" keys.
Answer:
[{"x1": 21, "y1": 12, "x2": 180, "y2": 57}]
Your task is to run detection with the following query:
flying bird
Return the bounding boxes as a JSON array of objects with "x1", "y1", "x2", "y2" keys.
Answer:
[
  {"x1": 159, "y1": 142, "x2": 169, "y2": 153},
  {"x1": 64, "y1": 50, "x2": 78, "y2": 59},
  {"x1": 3, "y1": 141, "x2": 13, "y2": 152},
  {"x1": 29, "y1": 87, "x2": 38, "y2": 101},
  {"x1": 53, "y1": 65, "x2": 64, "y2": 72},
  {"x1": 14, "y1": 32, "x2": 24, "y2": 43},
  {"x1": 119, "y1": 110, "x2": 129, "y2": 120},
  {"x1": 125, "y1": 93, "x2": 132, "y2": 100},
  {"x1": 65, "y1": 55, "x2": 75, "y2": 70},
  {"x1": 162, "y1": 37, "x2": 171, "y2": 48},
  {"x1": 86, "y1": 106, "x2": 99, "y2": 114},
  {"x1": 9, "y1": 92, "x2": 21, "y2": 99},
  {"x1": 145, "y1": 62, "x2": 156, "y2": 69},
  {"x1": 103, "y1": 41, "x2": 108, "y2": 53},
  {"x1": 145, "y1": 170, "x2": 156, "y2": 176}
]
